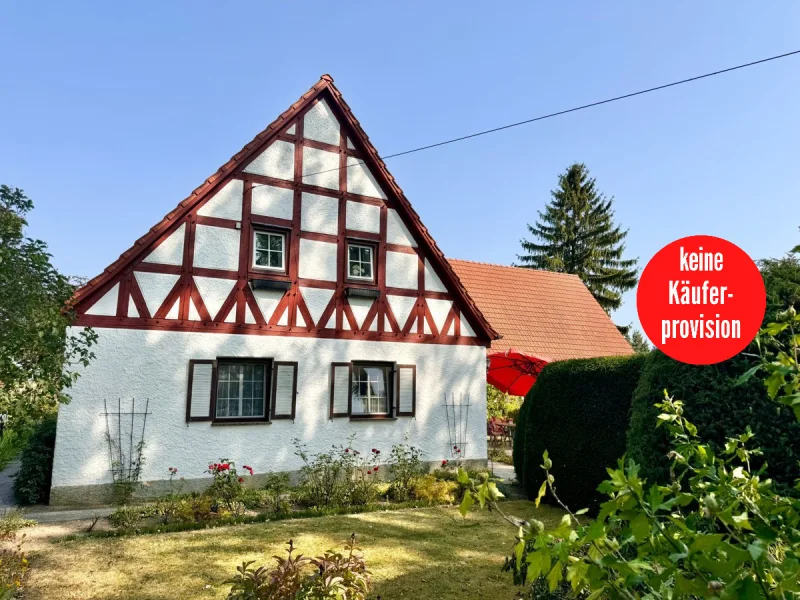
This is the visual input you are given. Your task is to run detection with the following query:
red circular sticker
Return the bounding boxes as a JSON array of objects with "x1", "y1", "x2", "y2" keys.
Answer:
[{"x1": 637, "y1": 235, "x2": 765, "y2": 365}]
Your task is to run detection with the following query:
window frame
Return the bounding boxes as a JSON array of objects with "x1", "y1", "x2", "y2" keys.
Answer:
[
  {"x1": 346, "y1": 240, "x2": 377, "y2": 284},
  {"x1": 210, "y1": 357, "x2": 272, "y2": 424},
  {"x1": 252, "y1": 228, "x2": 288, "y2": 274},
  {"x1": 348, "y1": 361, "x2": 394, "y2": 420}
]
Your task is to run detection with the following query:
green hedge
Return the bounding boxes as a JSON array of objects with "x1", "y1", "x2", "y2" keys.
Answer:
[
  {"x1": 512, "y1": 396, "x2": 530, "y2": 486},
  {"x1": 523, "y1": 355, "x2": 646, "y2": 511},
  {"x1": 626, "y1": 351, "x2": 800, "y2": 488},
  {"x1": 14, "y1": 417, "x2": 57, "y2": 505}
]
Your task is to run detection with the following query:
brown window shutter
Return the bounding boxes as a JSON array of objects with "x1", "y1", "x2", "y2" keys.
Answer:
[
  {"x1": 271, "y1": 362, "x2": 298, "y2": 420},
  {"x1": 329, "y1": 362, "x2": 352, "y2": 418},
  {"x1": 396, "y1": 364, "x2": 416, "y2": 417},
  {"x1": 186, "y1": 359, "x2": 216, "y2": 422}
]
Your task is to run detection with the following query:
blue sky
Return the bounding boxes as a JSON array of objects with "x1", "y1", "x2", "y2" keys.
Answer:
[{"x1": 2, "y1": 1, "x2": 798, "y2": 335}]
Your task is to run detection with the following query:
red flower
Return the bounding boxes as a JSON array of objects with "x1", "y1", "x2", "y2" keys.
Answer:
[
  {"x1": 345, "y1": 448, "x2": 350, "y2": 453},
  {"x1": 367, "y1": 470, "x2": 372, "y2": 475},
  {"x1": 243, "y1": 465, "x2": 254, "y2": 475},
  {"x1": 441, "y1": 460, "x2": 448, "y2": 466},
  {"x1": 371, "y1": 448, "x2": 377, "y2": 453},
  {"x1": 238, "y1": 477, "x2": 244, "y2": 483},
  {"x1": 374, "y1": 466, "x2": 379, "y2": 472},
  {"x1": 453, "y1": 445, "x2": 458, "y2": 450}
]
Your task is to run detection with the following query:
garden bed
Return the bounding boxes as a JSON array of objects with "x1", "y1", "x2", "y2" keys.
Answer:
[{"x1": 24, "y1": 500, "x2": 562, "y2": 600}]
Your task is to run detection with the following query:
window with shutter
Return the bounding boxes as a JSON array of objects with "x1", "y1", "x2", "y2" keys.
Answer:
[
  {"x1": 329, "y1": 363, "x2": 351, "y2": 418},
  {"x1": 186, "y1": 360, "x2": 215, "y2": 422},
  {"x1": 396, "y1": 364, "x2": 416, "y2": 416},
  {"x1": 271, "y1": 362, "x2": 298, "y2": 420}
]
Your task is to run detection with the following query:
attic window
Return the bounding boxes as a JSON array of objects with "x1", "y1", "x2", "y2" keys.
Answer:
[
  {"x1": 253, "y1": 230, "x2": 286, "y2": 273},
  {"x1": 347, "y1": 242, "x2": 374, "y2": 282}
]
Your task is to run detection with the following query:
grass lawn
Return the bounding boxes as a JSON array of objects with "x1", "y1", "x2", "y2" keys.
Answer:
[{"x1": 25, "y1": 500, "x2": 562, "y2": 600}]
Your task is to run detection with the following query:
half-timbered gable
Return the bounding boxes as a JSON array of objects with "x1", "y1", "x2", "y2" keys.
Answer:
[
  {"x1": 51, "y1": 76, "x2": 495, "y2": 504},
  {"x1": 72, "y1": 75, "x2": 496, "y2": 346}
]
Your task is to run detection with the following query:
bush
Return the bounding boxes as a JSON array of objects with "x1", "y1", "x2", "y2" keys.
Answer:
[
  {"x1": 386, "y1": 440, "x2": 424, "y2": 501},
  {"x1": 512, "y1": 398, "x2": 530, "y2": 485},
  {"x1": 523, "y1": 355, "x2": 646, "y2": 511},
  {"x1": 13, "y1": 418, "x2": 57, "y2": 505},
  {"x1": 226, "y1": 535, "x2": 370, "y2": 600},
  {"x1": 626, "y1": 350, "x2": 800, "y2": 488},
  {"x1": 293, "y1": 437, "x2": 380, "y2": 508},
  {"x1": 410, "y1": 475, "x2": 459, "y2": 504}
]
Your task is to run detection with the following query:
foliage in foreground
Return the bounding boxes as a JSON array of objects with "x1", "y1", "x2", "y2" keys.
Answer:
[
  {"x1": 464, "y1": 307, "x2": 800, "y2": 599},
  {"x1": 13, "y1": 417, "x2": 57, "y2": 505},
  {"x1": 226, "y1": 535, "x2": 370, "y2": 600}
]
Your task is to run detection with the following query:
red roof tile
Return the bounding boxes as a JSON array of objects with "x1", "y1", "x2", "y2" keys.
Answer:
[{"x1": 448, "y1": 259, "x2": 633, "y2": 361}]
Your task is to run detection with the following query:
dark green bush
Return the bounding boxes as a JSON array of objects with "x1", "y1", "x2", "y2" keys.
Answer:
[
  {"x1": 13, "y1": 417, "x2": 57, "y2": 504},
  {"x1": 523, "y1": 355, "x2": 646, "y2": 511},
  {"x1": 512, "y1": 397, "x2": 529, "y2": 486},
  {"x1": 626, "y1": 350, "x2": 800, "y2": 488}
]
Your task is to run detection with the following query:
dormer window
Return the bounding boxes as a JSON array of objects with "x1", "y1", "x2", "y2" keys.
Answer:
[
  {"x1": 347, "y1": 242, "x2": 374, "y2": 282},
  {"x1": 253, "y1": 230, "x2": 286, "y2": 272}
]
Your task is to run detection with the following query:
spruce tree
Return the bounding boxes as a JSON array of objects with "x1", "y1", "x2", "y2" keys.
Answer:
[{"x1": 517, "y1": 163, "x2": 638, "y2": 312}]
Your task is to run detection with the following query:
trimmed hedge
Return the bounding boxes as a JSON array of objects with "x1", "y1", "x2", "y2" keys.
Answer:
[
  {"x1": 523, "y1": 355, "x2": 646, "y2": 511},
  {"x1": 13, "y1": 417, "x2": 57, "y2": 505},
  {"x1": 512, "y1": 396, "x2": 530, "y2": 486},
  {"x1": 626, "y1": 350, "x2": 800, "y2": 488}
]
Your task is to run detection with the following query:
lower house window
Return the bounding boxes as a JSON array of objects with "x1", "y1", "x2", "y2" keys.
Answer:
[
  {"x1": 329, "y1": 362, "x2": 416, "y2": 419},
  {"x1": 215, "y1": 361, "x2": 267, "y2": 419},
  {"x1": 186, "y1": 358, "x2": 298, "y2": 423},
  {"x1": 253, "y1": 230, "x2": 286, "y2": 272},
  {"x1": 351, "y1": 364, "x2": 391, "y2": 415}
]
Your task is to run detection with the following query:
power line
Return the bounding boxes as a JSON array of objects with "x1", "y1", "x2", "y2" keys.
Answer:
[{"x1": 264, "y1": 48, "x2": 800, "y2": 185}]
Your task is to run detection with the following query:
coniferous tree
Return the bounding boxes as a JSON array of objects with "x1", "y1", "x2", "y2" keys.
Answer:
[{"x1": 517, "y1": 163, "x2": 638, "y2": 312}]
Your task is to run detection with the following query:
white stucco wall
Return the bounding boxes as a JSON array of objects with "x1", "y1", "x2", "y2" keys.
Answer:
[
  {"x1": 143, "y1": 223, "x2": 186, "y2": 266},
  {"x1": 345, "y1": 201, "x2": 380, "y2": 233},
  {"x1": 302, "y1": 147, "x2": 339, "y2": 190},
  {"x1": 386, "y1": 209, "x2": 417, "y2": 247},
  {"x1": 385, "y1": 251, "x2": 418, "y2": 290},
  {"x1": 85, "y1": 283, "x2": 119, "y2": 316},
  {"x1": 193, "y1": 225, "x2": 241, "y2": 271},
  {"x1": 52, "y1": 328, "x2": 487, "y2": 491},
  {"x1": 298, "y1": 238, "x2": 337, "y2": 281},
  {"x1": 243, "y1": 141, "x2": 295, "y2": 181},
  {"x1": 251, "y1": 185, "x2": 294, "y2": 220},
  {"x1": 300, "y1": 192, "x2": 338, "y2": 235},
  {"x1": 197, "y1": 180, "x2": 243, "y2": 221},
  {"x1": 303, "y1": 99, "x2": 340, "y2": 146}
]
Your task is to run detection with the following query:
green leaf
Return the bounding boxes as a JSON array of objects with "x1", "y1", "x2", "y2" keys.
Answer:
[
  {"x1": 535, "y1": 480, "x2": 547, "y2": 508},
  {"x1": 630, "y1": 512, "x2": 650, "y2": 543},
  {"x1": 526, "y1": 550, "x2": 549, "y2": 583},
  {"x1": 584, "y1": 519, "x2": 605, "y2": 543},
  {"x1": 690, "y1": 533, "x2": 724, "y2": 553},
  {"x1": 514, "y1": 539, "x2": 524, "y2": 567},
  {"x1": 747, "y1": 542, "x2": 765, "y2": 561},
  {"x1": 735, "y1": 364, "x2": 762, "y2": 386},
  {"x1": 458, "y1": 490, "x2": 474, "y2": 516},
  {"x1": 456, "y1": 467, "x2": 469, "y2": 485},
  {"x1": 732, "y1": 511, "x2": 753, "y2": 530},
  {"x1": 575, "y1": 508, "x2": 589, "y2": 515},
  {"x1": 547, "y1": 561, "x2": 562, "y2": 592}
]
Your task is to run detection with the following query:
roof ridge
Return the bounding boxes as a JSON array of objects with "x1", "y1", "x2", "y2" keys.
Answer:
[{"x1": 447, "y1": 258, "x2": 582, "y2": 279}]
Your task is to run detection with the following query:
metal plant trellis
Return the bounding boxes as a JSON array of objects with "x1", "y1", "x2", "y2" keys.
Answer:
[
  {"x1": 443, "y1": 392, "x2": 470, "y2": 465},
  {"x1": 102, "y1": 398, "x2": 151, "y2": 485}
]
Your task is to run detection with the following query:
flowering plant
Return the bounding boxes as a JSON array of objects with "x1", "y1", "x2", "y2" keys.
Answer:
[{"x1": 206, "y1": 459, "x2": 252, "y2": 513}]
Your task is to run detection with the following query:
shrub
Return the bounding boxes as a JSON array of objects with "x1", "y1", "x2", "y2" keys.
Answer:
[
  {"x1": 108, "y1": 505, "x2": 150, "y2": 529},
  {"x1": 13, "y1": 417, "x2": 57, "y2": 505},
  {"x1": 0, "y1": 430, "x2": 27, "y2": 472},
  {"x1": 523, "y1": 355, "x2": 646, "y2": 510},
  {"x1": 487, "y1": 385, "x2": 522, "y2": 420},
  {"x1": 293, "y1": 437, "x2": 380, "y2": 508},
  {"x1": 512, "y1": 398, "x2": 530, "y2": 486},
  {"x1": 386, "y1": 439, "x2": 424, "y2": 501},
  {"x1": 0, "y1": 510, "x2": 34, "y2": 543},
  {"x1": 410, "y1": 475, "x2": 458, "y2": 504},
  {"x1": 226, "y1": 535, "x2": 370, "y2": 600},
  {"x1": 626, "y1": 350, "x2": 800, "y2": 488},
  {"x1": 206, "y1": 459, "x2": 253, "y2": 514},
  {"x1": 260, "y1": 473, "x2": 291, "y2": 513}
]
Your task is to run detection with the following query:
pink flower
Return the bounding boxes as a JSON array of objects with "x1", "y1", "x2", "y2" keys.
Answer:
[{"x1": 243, "y1": 465, "x2": 254, "y2": 475}]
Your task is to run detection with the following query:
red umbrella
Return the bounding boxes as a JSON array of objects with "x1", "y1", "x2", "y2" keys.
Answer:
[{"x1": 487, "y1": 350, "x2": 550, "y2": 397}]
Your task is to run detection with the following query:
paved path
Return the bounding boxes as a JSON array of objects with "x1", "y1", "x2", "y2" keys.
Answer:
[
  {"x1": 24, "y1": 507, "x2": 115, "y2": 523},
  {"x1": 489, "y1": 462, "x2": 516, "y2": 483},
  {"x1": 0, "y1": 459, "x2": 21, "y2": 511}
]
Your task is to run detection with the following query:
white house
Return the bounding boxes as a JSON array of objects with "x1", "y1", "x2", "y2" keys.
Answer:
[{"x1": 51, "y1": 75, "x2": 499, "y2": 504}]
